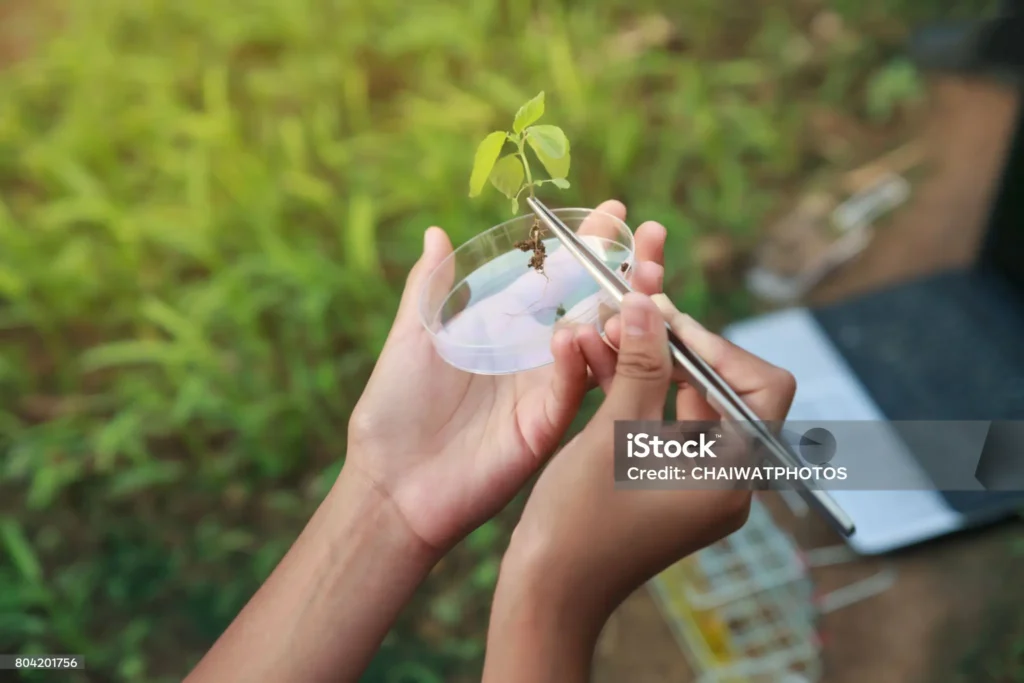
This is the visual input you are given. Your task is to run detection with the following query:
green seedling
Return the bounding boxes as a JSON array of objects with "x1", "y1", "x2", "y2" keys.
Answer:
[{"x1": 469, "y1": 91, "x2": 571, "y2": 274}]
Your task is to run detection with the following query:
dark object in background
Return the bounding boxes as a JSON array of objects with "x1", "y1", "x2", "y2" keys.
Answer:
[
  {"x1": 723, "y1": 10, "x2": 1024, "y2": 552},
  {"x1": 909, "y1": 1, "x2": 1024, "y2": 82}
]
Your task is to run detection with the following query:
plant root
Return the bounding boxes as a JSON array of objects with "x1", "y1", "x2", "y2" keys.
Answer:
[{"x1": 514, "y1": 219, "x2": 548, "y2": 277}]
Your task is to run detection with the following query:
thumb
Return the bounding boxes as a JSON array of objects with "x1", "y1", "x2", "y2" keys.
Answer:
[
  {"x1": 394, "y1": 226, "x2": 454, "y2": 331},
  {"x1": 603, "y1": 293, "x2": 672, "y2": 419}
]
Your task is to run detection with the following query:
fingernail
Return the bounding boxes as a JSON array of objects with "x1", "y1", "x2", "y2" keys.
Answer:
[{"x1": 621, "y1": 293, "x2": 654, "y2": 337}]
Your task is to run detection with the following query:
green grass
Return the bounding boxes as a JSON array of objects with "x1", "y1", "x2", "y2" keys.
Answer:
[{"x1": 0, "y1": 0, "x2": 981, "y2": 681}]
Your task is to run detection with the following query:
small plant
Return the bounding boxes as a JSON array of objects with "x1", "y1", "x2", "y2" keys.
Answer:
[
  {"x1": 865, "y1": 58, "x2": 924, "y2": 123},
  {"x1": 469, "y1": 91, "x2": 571, "y2": 274}
]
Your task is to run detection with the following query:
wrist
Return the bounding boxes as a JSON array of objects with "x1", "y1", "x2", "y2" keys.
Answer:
[
  {"x1": 330, "y1": 464, "x2": 442, "y2": 573},
  {"x1": 494, "y1": 529, "x2": 613, "y2": 644},
  {"x1": 186, "y1": 465, "x2": 440, "y2": 683},
  {"x1": 483, "y1": 535, "x2": 612, "y2": 683},
  {"x1": 502, "y1": 513, "x2": 631, "y2": 617}
]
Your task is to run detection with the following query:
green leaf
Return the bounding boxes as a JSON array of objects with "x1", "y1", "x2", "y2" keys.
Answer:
[
  {"x1": 471, "y1": 557, "x2": 500, "y2": 589},
  {"x1": 526, "y1": 126, "x2": 571, "y2": 179},
  {"x1": 430, "y1": 593, "x2": 463, "y2": 625},
  {"x1": 469, "y1": 131, "x2": 507, "y2": 197},
  {"x1": 384, "y1": 662, "x2": 445, "y2": 683},
  {"x1": 866, "y1": 59, "x2": 923, "y2": 122},
  {"x1": 346, "y1": 192, "x2": 380, "y2": 274},
  {"x1": 79, "y1": 340, "x2": 176, "y2": 370},
  {"x1": 489, "y1": 154, "x2": 524, "y2": 199},
  {"x1": 513, "y1": 91, "x2": 545, "y2": 134},
  {"x1": 551, "y1": 178, "x2": 570, "y2": 189},
  {"x1": 466, "y1": 521, "x2": 502, "y2": 551},
  {"x1": 510, "y1": 198, "x2": 519, "y2": 214},
  {"x1": 0, "y1": 518, "x2": 43, "y2": 585},
  {"x1": 109, "y1": 462, "x2": 185, "y2": 499},
  {"x1": 534, "y1": 149, "x2": 570, "y2": 181},
  {"x1": 526, "y1": 125, "x2": 568, "y2": 159}
]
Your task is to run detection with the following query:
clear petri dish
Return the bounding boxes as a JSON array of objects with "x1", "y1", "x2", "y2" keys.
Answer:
[{"x1": 420, "y1": 208, "x2": 634, "y2": 375}]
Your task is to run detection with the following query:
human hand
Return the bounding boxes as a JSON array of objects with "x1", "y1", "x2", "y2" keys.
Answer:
[
  {"x1": 188, "y1": 206, "x2": 669, "y2": 683},
  {"x1": 342, "y1": 201, "x2": 669, "y2": 559},
  {"x1": 483, "y1": 283, "x2": 796, "y2": 682}
]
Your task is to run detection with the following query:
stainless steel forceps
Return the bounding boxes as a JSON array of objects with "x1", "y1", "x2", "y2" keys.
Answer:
[{"x1": 526, "y1": 196, "x2": 855, "y2": 537}]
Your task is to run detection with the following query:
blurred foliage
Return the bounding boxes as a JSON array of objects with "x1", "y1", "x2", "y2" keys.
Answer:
[
  {"x1": 0, "y1": 0, "x2": 991, "y2": 681},
  {"x1": 866, "y1": 58, "x2": 926, "y2": 122},
  {"x1": 946, "y1": 534, "x2": 1024, "y2": 683}
]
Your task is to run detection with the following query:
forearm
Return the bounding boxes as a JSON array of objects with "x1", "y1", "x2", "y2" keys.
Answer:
[
  {"x1": 482, "y1": 545, "x2": 612, "y2": 683},
  {"x1": 185, "y1": 467, "x2": 437, "y2": 683}
]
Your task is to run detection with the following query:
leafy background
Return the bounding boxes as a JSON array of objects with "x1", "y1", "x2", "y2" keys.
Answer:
[{"x1": 0, "y1": 0, "x2": 997, "y2": 681}]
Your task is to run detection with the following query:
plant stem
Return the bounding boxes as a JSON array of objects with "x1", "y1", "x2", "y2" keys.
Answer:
[
  {"x1": 514, "y1": 135, "x2": 546, "y2": 278},
  {"x1": 516, "y1": 138, "x2": 535, "y2": 200}
]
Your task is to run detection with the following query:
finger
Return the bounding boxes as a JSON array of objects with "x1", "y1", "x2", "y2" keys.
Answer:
[
  {"x1": 595, "y1": 199, "x2": 627, "y2": 222},
  {"x1": 576, "y1": 200, "x2": 627, "y2": 242},
  {"x1": 394, "y1": 227, "x2": 454, "y2": 333},
  {"x1": 675, "y1": 384, "x2": 721, "y2": 422},
  {"x1": 629, "y1": 260, "x2": 664, "y2": 295},
  {"x1": 651, "y1": 294, "x2": 796, "y2": 421},
  {"x1": 601, "y1": 293, "x2": 672, "y2": 420},
  {"x1": 603, "y1": 309, "x2": 690, "y2": 385},
  {"x1": 633, "y1": 221, "x2": 667, "y2": 268},
  {"x1": 602, "y1": 259, "x2": 667, "y2": 350},
  {"x1": 601, "y1": 259, "x2": 664, "y2": 353},
  {"x1": 576, "y1": 325, "x2": 617, "y2": 393},
  {"x1": 542, "y1": 328, "x2": 590, "y2": 445},
  {"x1": 603, "y1": 315, "x2": 620, "y2": 352}
]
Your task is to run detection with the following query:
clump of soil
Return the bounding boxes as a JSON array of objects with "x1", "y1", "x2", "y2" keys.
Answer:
[{"x1": 514, "y1": 220, "x2": 547, "y2": 275}]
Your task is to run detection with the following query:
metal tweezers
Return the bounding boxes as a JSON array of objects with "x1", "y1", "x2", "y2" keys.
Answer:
[{"x1": 526, "y1": 196, "x2": 855, "y2": 537}]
